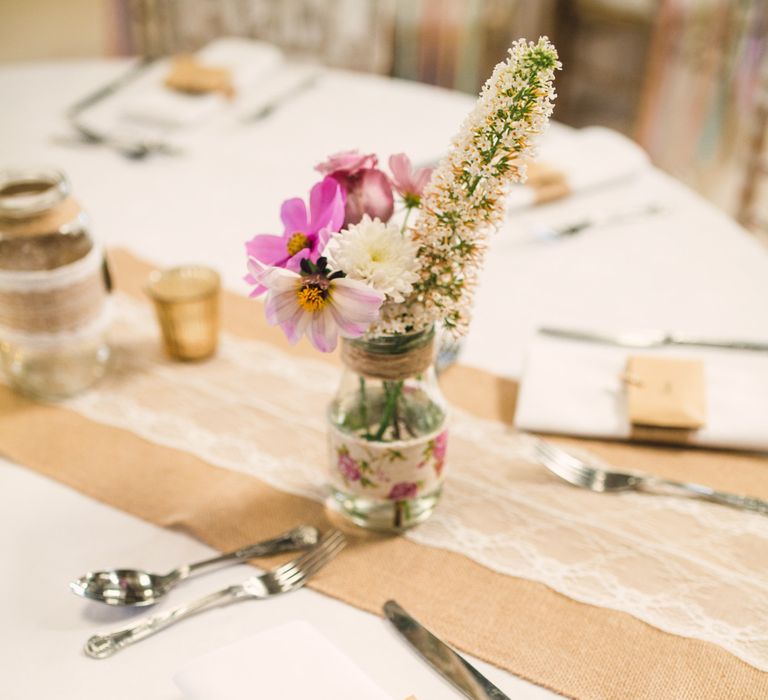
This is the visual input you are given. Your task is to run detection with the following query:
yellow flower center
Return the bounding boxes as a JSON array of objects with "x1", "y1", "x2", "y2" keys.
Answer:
[
  {"x1": 296, "y1": 283, "x2": 328, "y2": 312},
  {"x1": 286, "y1": 232, "x2": 311, "y2": 257}
]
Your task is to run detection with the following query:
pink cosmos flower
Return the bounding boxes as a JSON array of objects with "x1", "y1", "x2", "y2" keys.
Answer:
[
  {"x1": 388, "y1": 153, "x2": 433, "y2": 206},
  {"x1": 388, "y1": 481, "x2": 419, "y2": 500},
  {"x1": 338, "y1": 452, "x2": 362, "y2": 481},
  {"x1": 316, "y1": 150, "x2": 394, "y2": 226},
  {"x1": 246, "y1": 256, "x2": 384, "y2": 353},
  {"x1": 244, "y1": 177, "x2": 345, "y2": 295}
]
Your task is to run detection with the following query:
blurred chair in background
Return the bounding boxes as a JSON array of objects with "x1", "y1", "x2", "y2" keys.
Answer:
[
  {"x1": 127, "y1": 0, "x2": 397, "y2": 74},
  {"x1": 553, "y1": 0, "x2": 655, "y2": 132},
  {"x1": 124, "y1": 0, "x2": 556, "y2": 87},
  {"x1": 119, "y1": 0, "x2": 650, "y2": 131},
  {"x1": 738, "y1": 56, "x2": 768, "y2": 241},
  {"x1": 636, "y1": 0, "x2": 768, "y2": 235},
  {"x1": 391, "y1": 0, "x2": 555, "y2": 94}
]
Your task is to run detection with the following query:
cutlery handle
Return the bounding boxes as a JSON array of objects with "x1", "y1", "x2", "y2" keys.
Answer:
[
  {"x1": 642, "y1": 478, "x2": 768, "y2": 515},
  {"x1": 84, "y1": 586, "x2": 241, "y2": 659},
  {"x1": 669, "y1": 335, "x2": 768, "y2": 352},
  {"x1": 180, "y1": 525, "x2": 317, "y2": 578}
]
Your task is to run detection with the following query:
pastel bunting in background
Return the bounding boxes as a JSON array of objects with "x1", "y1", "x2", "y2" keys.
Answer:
[{"x1": 316, "y1": 150, "x2": 394, "y2": 226}]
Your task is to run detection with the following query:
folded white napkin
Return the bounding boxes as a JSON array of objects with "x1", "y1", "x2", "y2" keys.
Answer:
[
  {"x1": 76, "y1": 37, "x2": 283, "y2": 141},
  {"x1": 514, "y1": 333, "x2": 768, "y2": 451},
  {"x1": 174, "y1": 620, "x2": 393, "y2": 700},
  {"x1": 507, "y1": 126, "x2": 650, "y2": 210}
]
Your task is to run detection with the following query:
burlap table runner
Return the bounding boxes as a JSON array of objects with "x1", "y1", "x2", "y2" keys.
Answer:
[{"x1": 1, "y1": 249, "x2": 766, "y2": 699}]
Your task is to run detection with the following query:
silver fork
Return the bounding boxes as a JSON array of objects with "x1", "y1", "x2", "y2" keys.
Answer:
[
  {"x1": 84, "y1": 529, "x2": 345, "y2": 659},
  {"x1": 534, "y1": 439, "x2": 768, "y2": 515}
]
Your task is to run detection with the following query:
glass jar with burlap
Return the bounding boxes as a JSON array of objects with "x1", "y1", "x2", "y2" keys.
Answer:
[
  {"x1": 327, "y1": 327, "x2": 449, "y2": 531},
  {"x1": 0, "y1": 168, "x2": 111, "y2": 399}
]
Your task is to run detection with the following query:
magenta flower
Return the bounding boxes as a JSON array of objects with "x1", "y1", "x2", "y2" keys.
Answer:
[
  {"x1": 338, "y1": 453, "x2": 361, "y2": 481},
  {"x1": 246, "y1": 256, "x2": 384, "y2": 353},
  {"x1": 244, "y1": 177, "x2": 345, "y2": 296},
  {"x1": 316, "y1": 150, "x2": 394, "y2": 226},
  {"x1": 389, "y1": 153, "x2": 433, "y2": 206},
  {"x1": 388, "y1": 481, "x2": 419, "y2": 500}
]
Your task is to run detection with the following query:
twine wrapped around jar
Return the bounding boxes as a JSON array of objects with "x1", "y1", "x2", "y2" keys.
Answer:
[
  {"x1": 0, "y1": 244, "x2": 110, "y2": 337},
  {"x1": 340, "y1": 328, "x2": 435, "y2": 381},
  {"x1": 0, "y1": 168, "x2": 111, "y2": 348}
]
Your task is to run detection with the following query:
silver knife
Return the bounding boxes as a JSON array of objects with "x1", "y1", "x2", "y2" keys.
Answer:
[
  {"x1": 241, "y1": 72, "x2": 320, "y2": 122},
  {"x1": 532, "y1": 203, "x2": 663, "y2": 239},
  {"x1": 383, "y1": 600, "x2": 510, "y2": 699},
  {"x1": 540, "y1": 326, "x2": 768, "y2": 352},
  {"x1": 66, "y1": 58, "x2": 157, "y2": 116},
  {"x1": 63, "y1": 58, "x2": 180, "y2": 159}
]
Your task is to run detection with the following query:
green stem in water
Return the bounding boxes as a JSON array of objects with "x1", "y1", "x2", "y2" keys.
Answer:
[
  {"x1": 373, "y1": 380, "x2": 403, "y2": 441},
  {"x1": 394, "y1": 500, "x2": 405, "y2": 528},
  {"x1": 393, "y1": 499, "x2": 412, "y2": 529},
  {"x1": 359, "y1": 376, "x2": 370, "y2": 439},
  {"x1": 392, "y1": 391, "x2": 402, "y2": 440}
]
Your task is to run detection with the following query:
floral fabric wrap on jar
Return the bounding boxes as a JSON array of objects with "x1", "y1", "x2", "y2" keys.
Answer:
[{"x1": 328, "y1": 328, "x2": 448, "y2": 530}]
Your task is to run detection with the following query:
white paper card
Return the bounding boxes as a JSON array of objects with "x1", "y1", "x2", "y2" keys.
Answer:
[{"x1": 174, "y1": 620, "x2": 393, "y2": 700}]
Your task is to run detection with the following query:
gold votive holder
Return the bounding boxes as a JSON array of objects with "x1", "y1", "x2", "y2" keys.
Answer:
[{"x1": 146, "y1": 265, "x2": 220, "y2": 361}]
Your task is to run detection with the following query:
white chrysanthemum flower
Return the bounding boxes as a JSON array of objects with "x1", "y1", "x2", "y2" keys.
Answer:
[{"x1": 326, "y1": 215, "x2": 420, "y2": 303}]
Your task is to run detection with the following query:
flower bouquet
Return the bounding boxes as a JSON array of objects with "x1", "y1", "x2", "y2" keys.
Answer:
[{"x1": 246, "y1": 38, "x2": 560, "y2": 530}]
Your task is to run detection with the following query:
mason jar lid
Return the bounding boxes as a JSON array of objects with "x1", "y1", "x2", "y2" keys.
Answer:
[
  {"x1": 0, "y1": 168, "x2": 92, "y2": 271},
  {"x1": 0, "y1": 168, "x2": 70, "y2": 219}
]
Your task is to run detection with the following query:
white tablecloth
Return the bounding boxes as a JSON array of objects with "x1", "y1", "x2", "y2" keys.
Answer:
[{"x1": 1, "y1": 58, "x2": 767, "y2": 700}]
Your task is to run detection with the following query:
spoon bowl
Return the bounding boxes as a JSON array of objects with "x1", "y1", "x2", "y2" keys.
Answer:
[
  {"x1": 70, "y1": 525, "x2": 319, "y2": 607},
  {"x1": 71, "y1": 569, "x2": 177, "y2": 607}
]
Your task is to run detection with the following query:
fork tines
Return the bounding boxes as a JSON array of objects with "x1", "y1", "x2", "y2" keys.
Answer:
[
  {"x1": 534, "y1": 439, "x2": 596, "y2": 483},
  {"x1": 536, "y1": 440, "x2": 586, "y2": 469},
  {"x1": 274, "y1": 529, "x2": 346, "y2": 588}
]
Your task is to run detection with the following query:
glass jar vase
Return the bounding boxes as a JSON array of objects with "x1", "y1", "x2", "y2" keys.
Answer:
[
  {"x1": 0, "y1": 168, "x2": 111, "y2": 400},
  {"x1": 327, "y1": 327, "x2": 448, "y2": 531}
]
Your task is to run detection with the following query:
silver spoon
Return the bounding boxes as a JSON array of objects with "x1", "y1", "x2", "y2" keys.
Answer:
[{"x1": 70, "y1": 525, "x2": 319, "y2": 607}]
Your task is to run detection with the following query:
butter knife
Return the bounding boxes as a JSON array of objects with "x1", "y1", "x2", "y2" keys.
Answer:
[
  {"x1": 383, "y1": 600, "x2": 510, "y2": 699},
  {"x1": 540, "y1": 327, "x2": 768, "y2": 352}
]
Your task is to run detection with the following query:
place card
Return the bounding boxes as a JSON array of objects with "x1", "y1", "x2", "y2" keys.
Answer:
[{"x1": 624, "y1": 355, "x2": 706, "y2": 429}]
